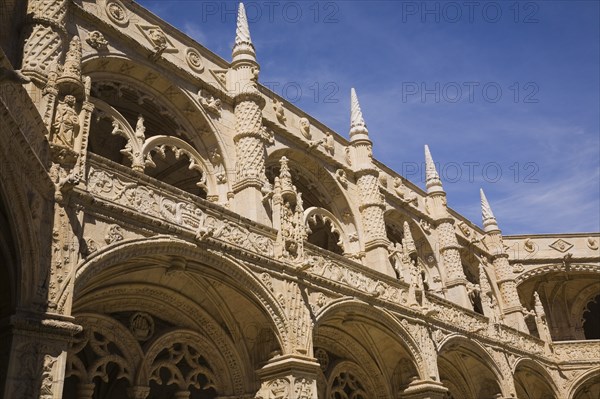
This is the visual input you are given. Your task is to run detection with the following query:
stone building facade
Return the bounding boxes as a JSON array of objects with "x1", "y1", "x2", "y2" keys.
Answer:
[{"x1": 0, "y1": 1, "x2": 598, "y2": 398}]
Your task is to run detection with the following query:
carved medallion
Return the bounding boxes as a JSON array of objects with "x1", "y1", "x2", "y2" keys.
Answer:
[
  {"x1": 185, "y1": 48, "x2": 204, "y2": 72},
  {"x1": 106, "y1": 0, "x2": 129, "y2": 26},
  {"x1": 129, "y1": 312, "x2": 154, "y2": 341}
]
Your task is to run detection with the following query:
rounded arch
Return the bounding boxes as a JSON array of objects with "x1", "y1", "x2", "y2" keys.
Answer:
[
  {"x1": 569, "y1": 366, "x2": 600, "y2": 399},
  {"x1": 142, "y1": 135, "x2": 217, "y2": 195},
  {"x1": 72, "y1": 236, "x2": 289, "y2": 353},
  {"x1": 81, "y1": 55, "x2": 232, "y2": 194},
  {"x1": 517, "y1": 267, "x2": 600, "y2": 340},
  {"x1": 315, "y1": 298, "x2": 427, "y2": 397},
  {"x1": 266, "y1": 148, "x2": 359, "y2": 235},
  {"x1": 437, "y1": 334, "x2": 505, "y2": 399},
  {"x1": 383, "y1": 209, "x2": 441, "y2": 288},
  {"x1": 304, "y1": 206, "x2": 350, "y2": 255},
  {"x1": 512, "y1": 357, "x2": 559, "y2": 399}
]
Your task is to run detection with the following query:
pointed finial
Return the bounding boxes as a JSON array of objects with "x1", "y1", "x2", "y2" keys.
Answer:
[
  {"x1": 279, "y1": 156, "x2": 295, "y2": 198},
  {"x1": 478, "y1": 263, "x2": 491, "y2": 293},
  {"x1": 232, "y1": 3, "x2": 256, "y2": 63},
  {"x1": 480, "y1": 188, "x2": 499, "y2": 232},
  {"x1": 235, "y1": 3, "x2": 252, "y2": 46},
  {"x1": 424, "y1": 145, "x2": 444, "y2": 194},
  {"x1": 533, "y1": 291, "x2": 545, "y2": 317},
  {"x1": 350, "y1": 88, "x2": 369, "y2": 139},
  {"x1": 403, "y1": 221, "x2": 417, "y2": 256}
]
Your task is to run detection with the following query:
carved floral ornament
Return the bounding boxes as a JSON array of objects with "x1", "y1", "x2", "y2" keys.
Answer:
[
  {"x1": 106, "y1": 0, "x2": 129, "y2": 26},
  {"x1": 186, "y1": 48, "x2": 205, "y2": 72}
]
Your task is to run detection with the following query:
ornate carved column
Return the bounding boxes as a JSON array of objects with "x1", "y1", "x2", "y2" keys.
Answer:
[
  {"x1": 254, "y1": 355, "x2": 320, "y2": 399},
  {"x1": 349, "y1": 88, "x2": 393, "y2": 276},
  {"x1": 480, "y1": 189, "x2": 527, "y2": 331},
  {"x1": 229, "y1": 3, "x2": 270, "y2": 224},
  {"x1": 21, "y1": 0, "x2": 68, "y2": 84},
  {"x1": 1, "y1": 312, "x2": 81, "y2": 399},
  {"x1": 425, "y1": 145, "x2": 470, "y2": 308}
]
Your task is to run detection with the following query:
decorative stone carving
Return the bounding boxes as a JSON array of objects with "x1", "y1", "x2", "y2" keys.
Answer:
[
  {"x1": 104, "y1": 224, "x2": 124, "y2": 244},
  {"x1": 106, "y1": 0, "x2": 129, "y2": 26},
  {"x1": 335, "y1": 169, "x2": 349, "y2": 189},
  {"x1": 255, "y1": 378, "x2": 290, "y2": 399},
  {"x1": 523, "y1": 238, "x2": 536, "y2": 253},
  {"x1": 315, "y1": 348, "x2": 329, "y2": 372},
  {"x1": 512, "y1": 263, "x2": 524, "y2": 273},
  {"x1": 549, "y1": 238, "x2": 574, "y2": 253},
  {"x1": 185, "y1": 48, "x2": 205, "y2": 72},
  {"x1": 587, "y1": 237, "x2": 599, "y2": 250},
  {"x1": 137, "y1": 24, "x2": 175, "y2": 60},
  {"x1": 129, "y1": 312, "x2": 154, "y2": 341},
  {"x1": 419, "y1": 219, "x2": 432, "y2": 234},
  {"x1": 393, "y1": 177, "x2": 418, "y2": 206},
  {"x1": 299, "y1": 117, "x2": 311, "y2": 140},
  {"x1": 52, "y1": 95, "x2": 80, "y2": 148},
  {"x1": 273, "y1": 98, "x2": 286, "y2": 124},
  {"x1": 198, "y1": 90, "x2": 222, "y2": 116},
  {"x1": 86, "y1": 30, "x2": 108, "y2": 51}
]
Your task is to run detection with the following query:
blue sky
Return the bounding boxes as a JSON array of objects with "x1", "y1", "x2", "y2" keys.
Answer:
[{"x1": 137, "y1": 0, "x2": 600, "y2": 235}]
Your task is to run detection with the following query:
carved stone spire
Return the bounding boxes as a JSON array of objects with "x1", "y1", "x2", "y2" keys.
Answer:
[
  {"x1": 350, "y1": 88, "x2": 368, "y2": 140},
  {"x1": 424, "y1": 145, "x2": 443, "y2": 194},
  {"x1": 478, "y1": 263, "x2": 491, "y2": 294},
  {"x1": 232, "y1": 2, "x2": 256, "y2": 63},
  {"x1": 348, "y1": 88, "x2": 391, "y2": 276},
  {"x1": 278, "y1": 156, "x2": 295, "y2": 200},
  {"x1": 480, "y1": 188, "x2": 499, "y2": 233},
  {"x1": 403, "y1": 221, "x2": 417, "y2": 257}
]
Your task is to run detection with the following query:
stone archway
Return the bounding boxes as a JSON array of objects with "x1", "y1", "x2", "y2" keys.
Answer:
[
  {"x1": 437, "y1": 336, "x2": 505, "y2": 399},
  {"x1": 570, "y1": 367, "x2": 600, "y2": 399},
  {"x1": 513, "y1": 358, "x2": 558, "y2": 399},
  {"x1": 265, "y1": 149, "x2": 360, "y2": 253},
  {"x1": 314, "y1": 299, "x2": 427, "y2": 398},
  {"x1": 66, "y1": 237, "x2": 290, "y2": 398},
  {"x1": 82, "y1": 55, "x2": 232, "y2": 203}
]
